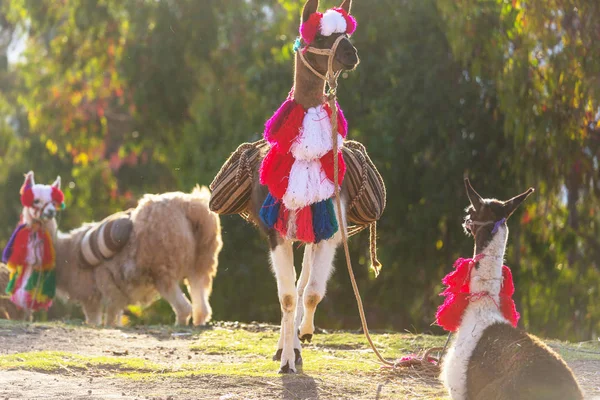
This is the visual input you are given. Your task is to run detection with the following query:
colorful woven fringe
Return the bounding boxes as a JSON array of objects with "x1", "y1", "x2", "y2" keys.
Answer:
[
  {"x1": 259, "y1": 94, "x2": 347, "y2": 243},
  {"x1": 2, "y1": 224, "x2": 57, "y2": 311}
]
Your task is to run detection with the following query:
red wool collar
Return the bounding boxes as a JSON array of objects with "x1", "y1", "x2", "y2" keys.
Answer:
[{"x1": 435, "y1": 254, "x2": 520, "y2": 332}]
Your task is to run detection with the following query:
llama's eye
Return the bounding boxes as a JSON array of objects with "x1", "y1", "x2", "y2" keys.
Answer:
[
  {"x1": 315, "y1": 35, "x2": 325, "y2": 43},
  {"x1": 33, "y1": 199, "x2": 40, "y2": 205}
]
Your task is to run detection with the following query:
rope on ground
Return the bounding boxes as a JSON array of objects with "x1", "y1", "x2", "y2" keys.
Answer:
[{"x1": 327, "y1": 75, "x2": 441, "y2": 375}]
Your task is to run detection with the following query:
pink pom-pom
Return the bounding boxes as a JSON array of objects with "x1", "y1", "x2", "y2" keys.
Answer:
[
  {"x1": 300, "y1": 13, "x2": 323, "y2": 44},
  {"x1": 332, "y1": 7, "x2": 357, "y2": 35}
]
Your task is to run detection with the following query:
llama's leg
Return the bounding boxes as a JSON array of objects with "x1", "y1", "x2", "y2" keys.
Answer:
[
  {"x1": 157, "y1": 281, "x2": 193, "y2": 326},
  {"x1": 186, "y1": 273, "x2": 213, "y2": 326},
  {"x1": 295, "y1": 245, "x2": 312, "y2": 330},
  {"x1": 270, "y1": 241, "x2": 298, "y2": 373},
  {"x1": 81, "y1": 300, "x2": 103, "y2": 326},
  {"x1": 298, "y1": 232, "x2": 341, "y2": 342},
  {"x1": 105, "y1": 303, "x2": 124, "y2": 327}
]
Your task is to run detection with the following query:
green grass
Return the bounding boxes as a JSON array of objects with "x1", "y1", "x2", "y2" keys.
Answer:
[
  {"x1": 0, "y1": 321, "x2": 596, "y2": 399},
  {"x1": 0, "y1": 351, "x2": 162, "y2": 373}
]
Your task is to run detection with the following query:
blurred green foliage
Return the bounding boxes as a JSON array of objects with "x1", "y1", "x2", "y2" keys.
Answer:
[{"x1": 0, "y1": 0, "x2": 598, "y2": 341}]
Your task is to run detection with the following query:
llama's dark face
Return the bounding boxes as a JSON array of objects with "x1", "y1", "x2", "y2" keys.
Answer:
[
  {"x1": 463, "y1": 179, "x2": 534, "y2": 251},
  {"x1": 301, "y1": 0, "x2": 359, "y2": 74},
  {"x1": 312, "y1": 32, "x2": 359, "y2": 71}
]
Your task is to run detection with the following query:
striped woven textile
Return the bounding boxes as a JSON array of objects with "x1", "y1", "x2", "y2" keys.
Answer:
[
  {"x1": 209, "y1": 139, "x2": 385, "y2": 234},
  {"x1": 80, "y1": 211, "x2": 133, "y2": 267}
]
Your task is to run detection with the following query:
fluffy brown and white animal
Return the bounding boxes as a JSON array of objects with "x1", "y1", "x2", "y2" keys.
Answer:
[
  {"x1": 54, "y1": 186, "x2": 222, "y2": 326},
  {"x1": 440, "y1": 178, "x2": 583, "y2": 400},
  {"x1": 246, "y1": 0, "x2": 360, "y2": 373}
]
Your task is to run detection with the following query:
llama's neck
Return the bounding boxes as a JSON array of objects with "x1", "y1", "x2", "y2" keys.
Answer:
[
  {"x1": 469, "y1": 226, "x2": 508, "y2": 298},
  {"x1": 293, "y1": 53, "x2": 326, "y2": 109},
  {"x1": 442, "y1": 228, "x2": 510, "y2": 399}
]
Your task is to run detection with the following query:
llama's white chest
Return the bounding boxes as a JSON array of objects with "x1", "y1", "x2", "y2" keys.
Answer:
[{"x1": 441, "y1": 300, "x2": 506, "y2": 400}]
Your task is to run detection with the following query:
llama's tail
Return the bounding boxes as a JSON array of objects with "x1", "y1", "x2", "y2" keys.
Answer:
[
  {"x1": 184, "y1": 186, "x2": 222, "y2": 325},
  {"x1": 184, "y1": 186, "x2": 222, "y2": 276}
]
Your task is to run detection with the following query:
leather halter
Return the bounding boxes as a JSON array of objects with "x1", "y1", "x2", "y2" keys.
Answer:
[{"x1": 297, "y1": 34, "x2": 347, "y2": 84}]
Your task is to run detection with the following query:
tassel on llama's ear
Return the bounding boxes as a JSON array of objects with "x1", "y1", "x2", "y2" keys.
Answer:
[{"x1": 20, "y1": 171, "x2": 35, "y2": 207}]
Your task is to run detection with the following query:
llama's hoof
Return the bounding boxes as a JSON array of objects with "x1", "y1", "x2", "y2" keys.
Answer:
[
  {"x1": 273, "y1": 349, "x2": 282, "y2": 361},
  {"x1": 294, "y1": 348, "x2": 302, "y2": 365},
  {"x1": 299, "y1": 333, "x2": 312, "y2": 343},
  {"x1": 278, "y1": 361, "x2": 296, "y2": 374}
]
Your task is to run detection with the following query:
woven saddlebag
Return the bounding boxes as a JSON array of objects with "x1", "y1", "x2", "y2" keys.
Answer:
[{"x1": 209, "y1": 139, "x2": 386, "y2": 234}]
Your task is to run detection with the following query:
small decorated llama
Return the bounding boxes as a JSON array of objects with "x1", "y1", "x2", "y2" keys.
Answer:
[
  {"x1": 438, "y1": 178, "x2": 583, "y2": 400},
  {"x1": 2, "y1": 171, "x2": 64, "y2": 314}
]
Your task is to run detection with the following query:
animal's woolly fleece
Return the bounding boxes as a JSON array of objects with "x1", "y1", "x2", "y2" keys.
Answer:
[
  {"x1": 2, "y1": 174, "x2": 64, "y2": 311},
  {"x1": 435, "y1": 254, "x2": 520, "y2": 332},
  {"x1": 259, "y1": 7, "x2": 356, "y2": 244}
]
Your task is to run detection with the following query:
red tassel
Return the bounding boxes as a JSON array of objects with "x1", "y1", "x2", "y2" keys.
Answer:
[
  {"x1": 259, "y1": 148, "x2": 295, "y2": 200},
  {"x1": 320, "y1": 150, "x2": 346, "y2": 185},
  {"x1": 9, "y1": 227, "x2": 31, "y2": 267},
  {"x1": 436, "y1": 293, "x2": 469, "y2": 332},
  {"x1": 274, "y1": 206, "x2": 290, "y2": 237},
  {"x1": 442, "y1": 258, "x2": 473, "y2": 294},
  {"x1": 500, "y1": 266, "x2": 520, "y2": 327},
  {"x1": 267, "y1": 104, "x2": 305, "y2": 153},
  {"x1": 295, "y1": 206, "x2": 315, "y2": 243},
  {"x1": 20, "y1": 188, "x2": 34, "y2": 208}
]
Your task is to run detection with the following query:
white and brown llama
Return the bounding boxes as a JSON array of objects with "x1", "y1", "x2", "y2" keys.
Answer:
[
  {"x1": 247, "y1": 0, "x2": 359, "y2": 373},
  {"x1": 3, "y1": 171, "x2": 222, "y2": 326},
  {"x1": 438, "y1": 178, "x2": 583, "y2": 400}
]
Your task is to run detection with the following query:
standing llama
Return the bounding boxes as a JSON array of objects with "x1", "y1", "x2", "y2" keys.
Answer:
[
  {"x1": 55, "y1": 186, "x2": 222, "y2": 326},
  {"x1": 437, "y1": 178, "x2": 583, "y2": 400},
  {"x1": 246, "y1": 0, "x2": 359, "y2": 373}
]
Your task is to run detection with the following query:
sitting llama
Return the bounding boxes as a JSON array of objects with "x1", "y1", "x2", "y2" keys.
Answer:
[{"x1": 438, "y1": 178, "x2": 583, "y2": 400}]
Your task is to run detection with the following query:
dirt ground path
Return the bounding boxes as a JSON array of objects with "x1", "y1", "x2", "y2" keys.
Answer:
[{"x1": 0, "y1": 321, "x2": 598, "y2": 400}]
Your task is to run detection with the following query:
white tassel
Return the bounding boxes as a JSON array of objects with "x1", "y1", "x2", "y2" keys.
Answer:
[
  {"x1": 283, "y1": 160, "x2": 334, "y2": 210},
  {"x1": 320, "y1": 9, "x2": 347, "y2": 36},
  {"x1": 291, "y1": 106, "x2": 344, "y2": 160}
]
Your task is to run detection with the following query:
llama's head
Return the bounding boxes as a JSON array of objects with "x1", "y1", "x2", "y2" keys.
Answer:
[
  {"x1": 19, "y1": 171, "x2": 65, "y2": 227},
  {"x1": 298, "y1": 0, "x2": 359, "y2": 75},
  {"x1": 463, "y1": 178, "x2": 534, "y2": 254}
]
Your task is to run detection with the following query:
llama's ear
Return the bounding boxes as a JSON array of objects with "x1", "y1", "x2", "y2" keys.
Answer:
[
  {"x1": 503, "y1": 187, "x2": 534, "y2": 219},
  {"x1": 52, "y1": 176, "x2": 61, "y2": 190},
  {"x1": 24, "y1": 171, "x2": 35, "y2": 187},
  {"x1": 302, "y1": 0, "x2": 319, "y2": 24},
  {"x1": 464, "y1": 178, "x2": 483, "y2": 212},
  {"x1": 339, "y1": 0, "x2": 352, "y2": 13}
]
